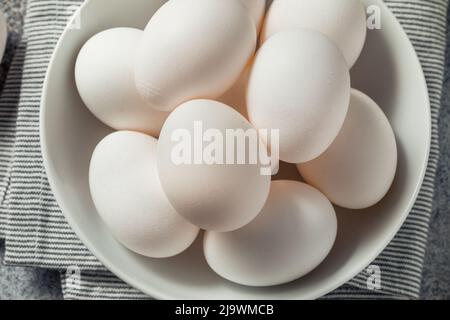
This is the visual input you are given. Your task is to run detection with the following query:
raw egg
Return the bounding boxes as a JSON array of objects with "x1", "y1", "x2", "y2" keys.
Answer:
[
  {"x1": 75, "y1": 28, "x2": 168, "y2": 137},
  {"x1": 261, "y1": 0, "x2": 367, "y2": 67},
  {"x1": 157, "y1": 99, "x2": 271, "y2": 232},
  {"x1": 135, "y1": 0, "x2": 256, "y2": 112},
  {"x1": 247, "y1": 29, "x2": 350, "y2": 164},
  {"x1": 89, "y1": 131, "x2": 199, "y2": 258},
  {"x1": 298, "y1": 89, "x2": 398, "y2": 209},
  {"x1": 204, "y1": 180, "x2": 337, "y2": 286}
]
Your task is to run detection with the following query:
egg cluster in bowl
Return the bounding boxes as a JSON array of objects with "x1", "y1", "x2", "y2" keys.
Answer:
[{"x1": 75, "y1": 0, "x2": 397, "y2": 288}]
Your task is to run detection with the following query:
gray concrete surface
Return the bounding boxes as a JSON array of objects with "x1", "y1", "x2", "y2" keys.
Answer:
[{"x1": 0, "y1": 241, "x2": 62, "y2": 299}]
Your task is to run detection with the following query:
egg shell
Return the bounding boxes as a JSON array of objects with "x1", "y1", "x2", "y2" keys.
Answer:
[
  {"x1": 89, "y1": 131, "x2": 199, "y2": 258},
  {"x1": 247, "y1": 29, "x2": 350, "y2": 164},
  {"x1": 241, "y1": 0, "x2": 266, "y2": 31},
  {"x1": 261, "y1": 0, "x2": 367, "y2": 67},
  {"x1": 157, "y1": 99, "x2": 271, "y2": 232},
  {"x1": 135, "y1": 0, "x2": 256, "y2": 112},
  {"x1": 298, "y1": 89, "x2": 398, "y2": 210},
  {"x1": 75, "y1": 28, "x2": 168, "y2": 137},
  {"x1": 0, "y1": 10, "x2": 7, "y2": 62},
  {"x1": 204, "y1": 180, "x2": 337, "y2": 287}
]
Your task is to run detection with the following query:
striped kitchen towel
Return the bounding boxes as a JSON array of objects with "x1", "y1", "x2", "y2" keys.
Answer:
[{"x1": 0, "y1": 0, "x2": 447, "y2": 299}]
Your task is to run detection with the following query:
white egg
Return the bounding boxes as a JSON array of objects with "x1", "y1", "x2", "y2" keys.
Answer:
[
  {"x1": 75, "y1": 28, "x2": 168, "y2": 137},
  {"x1": 247, "y1": 29, "x2": 350, "y2": 164},
  {"x1": 89, "y1": 131, "x2": 199, "y2": 258},
  {"x1": 261, "y1": 0, "x2": 367, "y2": 67},
  {"x1": 157, "y1": 99, "x2": 271, "y2": 232},
  {"x1": 0, "y1": 10, "x2": 7, "y2": 62},
  {"x1": 298, "y1": 89, "x2": 398, "y2": 209},
  {"x1": 135, "y1": 0, "x2": 256, "y2": 112},
  {"x1": 241, "y1": 0, "x2": 266, "y2": 31},
  {"x1": 204, "y1": 180, "x2": 337, "y2": 287}
]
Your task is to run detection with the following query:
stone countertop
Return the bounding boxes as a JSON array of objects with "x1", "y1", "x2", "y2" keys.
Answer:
[{"x1": 0, "y1": 0, "x2": 449, "y2": 300}]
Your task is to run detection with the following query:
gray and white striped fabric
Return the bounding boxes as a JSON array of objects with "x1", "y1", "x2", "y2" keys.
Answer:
[{"x1": 0, "y1": 0, "x2": 447, "y2": 299}]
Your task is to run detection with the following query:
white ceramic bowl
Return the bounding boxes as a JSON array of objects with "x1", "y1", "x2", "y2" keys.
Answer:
[{"x1": 41, "y1": 0, "x2": 430, "y2": 299}]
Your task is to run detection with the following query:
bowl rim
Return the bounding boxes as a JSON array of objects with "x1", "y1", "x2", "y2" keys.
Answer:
[{"x1": 40, "y1": 0, "x2": 431, "y2": 300}]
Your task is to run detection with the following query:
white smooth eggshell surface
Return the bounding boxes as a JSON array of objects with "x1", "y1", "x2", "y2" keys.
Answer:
[
  {"x1": 204, "y1": 180, "x2": 337, "y2": 287},
  {"x1": 135, "y1": 0, "x2": 256, "y2": 112},
  {"x1": 247, "y1": 29, "x2": 350, "y2": 164},
  {"x1": 298, "y1": 89, "x2": 398, "y2": 210},
  {"x1": 157, "y1": 99, "x2": 271, "y2": 232},
  {"x1": 75, "y1": 28, "x2": 168, "y2": 137},
  {"x1": 261, "y1": 0, "x2": 367, "y2": 67},
  {"x1": 89, "y1": 131, "x2": 200, "y2": 258}
]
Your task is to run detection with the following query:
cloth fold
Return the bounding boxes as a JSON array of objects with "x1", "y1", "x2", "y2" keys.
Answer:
[{"x1": 0, "y1": 0, "x2": 448, "y2": 299}]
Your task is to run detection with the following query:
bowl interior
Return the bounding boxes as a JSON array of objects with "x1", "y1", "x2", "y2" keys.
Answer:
[{"x1": 41, "y1": 0, "x2": 430, "y2": 299}]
